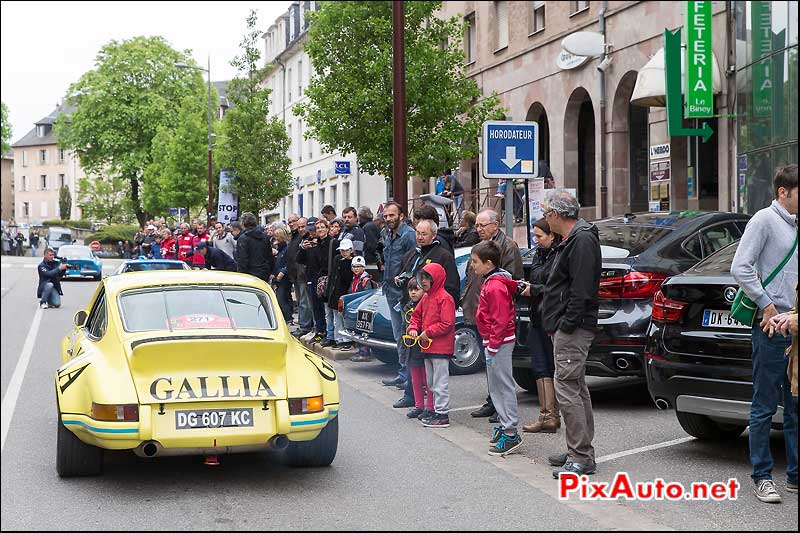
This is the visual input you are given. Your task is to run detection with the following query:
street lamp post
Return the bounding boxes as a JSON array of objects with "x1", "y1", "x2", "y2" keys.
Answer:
[{"x1": 175, "y1": 57, "x2": 214, "y2": 221}]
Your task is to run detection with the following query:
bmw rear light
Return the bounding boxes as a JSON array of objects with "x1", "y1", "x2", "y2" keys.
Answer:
[
  {"x1": 91, "y1": 403, "x2": 139, "y2": 421},
  {"x1": 651, "y1": 291, "x2": 687, "y2": 323},
  {"x1": 599, "y1": 272, "x2": 667, "y2": 299}
]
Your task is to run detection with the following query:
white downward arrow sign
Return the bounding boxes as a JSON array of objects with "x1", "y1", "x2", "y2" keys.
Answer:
[{"x1": 501, "y1": 146, "x2": 520, "y2": 169}]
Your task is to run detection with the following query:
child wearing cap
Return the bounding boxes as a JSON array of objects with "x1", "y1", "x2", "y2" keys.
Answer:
[
  {"x1": 348, "y1": 255, "x2": 378, "y2": 362},
  {"x1": 327, "y1": 238, "x2": 355, "y2": 351}
]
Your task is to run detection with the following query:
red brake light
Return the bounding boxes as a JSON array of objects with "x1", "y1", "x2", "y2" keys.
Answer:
[
  {"x1": 599, "y1": 272, "x2": 667, "y2": 299},
  {"x1": 651, "y1": 290, "x2": 687, "y2": 323}
]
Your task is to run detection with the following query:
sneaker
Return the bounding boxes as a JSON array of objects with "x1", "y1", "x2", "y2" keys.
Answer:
[
  {"x1": 753, "y1": 479, "x2": 782, "y2": 503},
  {"x1": 301, "y1": 331, "x2": 316, "y2": 341},
  {"x1": 392, "y1": 397, "x2": 415, "y2": 409},
  {"x1": 418, "y1": 409, "x2": 434, "y2": 421},
  {"x1": 488, "y1": 413, "x2": 500, "y2": 424},
  {"x1": 395, "y1": 381, "x2": 409, "y2": 390},
  {"x1": 319, "y1": 339, "x2": 336, "y2": 348},
  {"x1": 490, "y1": 425, "x2": 504, "y2": 445},
  {"x1": 39, "y1": 302, "x2": 49, "y2": 309},
  {"x1": 291, "y1": 329, "x2": 306, "y2": 338},
  {"x1": 337, "y1": 342, "x2": 355, "y2": 351},
  {"x1": 382, "y1": 376, "x2": 403, "y2": 387},
  {"x1": 470, "y1": 403, "x2": 496, "y2": 418},
  {"x1": 495, "y1": 192, "x2": 505, "y2": 198},
  {"x1": 422, "y1": 413, "x2": 450, "y2": 428},
  {"x1": 787, "y1": 480, "x2": 798, "y2": 494},
  {"x1": 548, "y1": 452, "x2": 569, "y2": 467},
  {"x1": 311, "y1": 333, "x2": 326, "y2": 344},
  {"x1": 407, "y1": 407, "x2": 425, "y2": 419},
  {"x1": 552, "y1": 462, "x2": 596, "y2": 478},
  {"x1": 489, "y1": 433, "x2": 523, "y2": 456}
]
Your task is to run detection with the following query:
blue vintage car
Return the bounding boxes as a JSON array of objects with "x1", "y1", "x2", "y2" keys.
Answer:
[
  {"x1": 57, "y1": 245, "x2": 102, "y2": 281},
  {"x1": 111, "y1": 258, "x2": 192, "y2": 275},
  {"x1": 339, "y1": 247, "x2": 533, "y2": 375}
]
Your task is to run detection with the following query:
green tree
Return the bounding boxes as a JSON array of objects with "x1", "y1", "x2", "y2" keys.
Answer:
[
  {"x1": 59, "y1": 185, "x2": 72, "y2": 220},
  {"x1": 54, "y1": 36, "x2": 206, "y2": 227},
  {"x1": 1, "y1": 101, "x2": 11, "y2": 154},
  {"x1": 295, "y1": 1, "x2": 503, "y2": 180},
  {"x1": 77, "y1": 175, "x2": 132, "y2": 224},
  {"x1": 217, "y1": 10, "x2": 291, "y2": 213},
  {"x1": 142, "y1": 93, "x2": 219, "y2": 217}
]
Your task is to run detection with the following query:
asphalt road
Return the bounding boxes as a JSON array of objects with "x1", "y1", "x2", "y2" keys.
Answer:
[{"x1": 1, "y1": 255, "x2": 797, "y2": 530}]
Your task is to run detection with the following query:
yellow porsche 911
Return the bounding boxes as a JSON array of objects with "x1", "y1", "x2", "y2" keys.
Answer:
[{"x1": 55, "y1": 270, "x2": 340, "y2": 477}]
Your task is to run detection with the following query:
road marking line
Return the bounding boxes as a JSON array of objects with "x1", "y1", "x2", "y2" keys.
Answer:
[
  {"x1": 595, "y1": 436, "x2": 695, "y2": 464},
  {"x1": 1, "y1": 305, "x2": 44, "y2": 453}
]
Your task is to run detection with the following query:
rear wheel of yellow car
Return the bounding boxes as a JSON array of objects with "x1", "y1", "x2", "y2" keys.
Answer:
[
  {"x1": 285, "y1": 416, "x2": 338, "y2": 467},
  {"x1": 56, "y1": 414, "x2": 104, "y2": 477}
]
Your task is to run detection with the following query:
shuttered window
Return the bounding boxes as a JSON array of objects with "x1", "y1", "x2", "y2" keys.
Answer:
[{"x1": 496, "y1": 1, "x2": 508, "y2": 50}]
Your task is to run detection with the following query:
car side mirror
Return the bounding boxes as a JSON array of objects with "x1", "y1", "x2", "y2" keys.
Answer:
[{"x1": 73, "y1": 310, "x2": 88, "y2": 328}]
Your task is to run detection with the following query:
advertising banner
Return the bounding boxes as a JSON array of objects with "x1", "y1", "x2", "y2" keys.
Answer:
[
  {"x1": 685, "y1": 1, "x2": 713, "y2": 118},
  {"x1": 217, "y1": 169, "x2": 239, "y2": 224}
]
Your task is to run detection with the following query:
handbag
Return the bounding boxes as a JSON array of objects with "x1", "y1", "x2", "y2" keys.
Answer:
[
  {"x1": 316, "y1": 275, "x2": 329, "y2": 298},
  {"x1": 730, "y1": 232, "x2": 797, "y2": 326}
]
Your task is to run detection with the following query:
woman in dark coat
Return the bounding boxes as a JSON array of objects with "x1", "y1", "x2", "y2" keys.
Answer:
[
  {"x1": 521, "y1": 218, "x2": 562, "y2": 434},
  {"x1": 297, "y1": 219, "x2": 332, "y2": 340},
  {"x1": 271, "y1": 225, "x2": 293, "y2": 323}
]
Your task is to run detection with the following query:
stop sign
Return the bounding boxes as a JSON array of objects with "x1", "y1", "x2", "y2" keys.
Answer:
[{"x1": 90, "y1": 241, "x2": 101, "y2": 251}]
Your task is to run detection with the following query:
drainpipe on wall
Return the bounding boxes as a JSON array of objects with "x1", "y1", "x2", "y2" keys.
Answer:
[
  {"x1": 276, "y1": 57, "x2": 287, "y2": 216},
  {"x1": 599, "y1": 1, "x2": 608, "y2": 218}
]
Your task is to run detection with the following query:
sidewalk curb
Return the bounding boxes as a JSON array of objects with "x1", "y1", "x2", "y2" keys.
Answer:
[{"x1": 296, "y1": 336, "x2": 357, "y2": 361}]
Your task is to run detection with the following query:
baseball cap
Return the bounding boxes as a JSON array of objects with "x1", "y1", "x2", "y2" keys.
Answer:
[
  {"x1": 306, "y1": 216, "x2": 319, "y2": 229},
  {"x1": 351, "y1": 256, "x2": 366, "y2": 267},
  {"x1": 337, "y1": 238, "x2": 354, "y2": 251}
]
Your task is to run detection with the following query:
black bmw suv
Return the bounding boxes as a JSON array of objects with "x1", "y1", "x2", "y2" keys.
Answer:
[{"x1": 512, "y1": 211, "x2": 750, "y2": 391}]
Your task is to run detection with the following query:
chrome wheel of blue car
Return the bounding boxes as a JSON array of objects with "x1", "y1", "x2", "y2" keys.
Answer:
[{"x1": 450, "y1": 327, "x2": 483, "y2": 375}]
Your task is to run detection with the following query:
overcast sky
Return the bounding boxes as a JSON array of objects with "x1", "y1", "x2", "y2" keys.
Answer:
[{"x1": 1, "y1": 1, "x2": 292, "y2": 144}]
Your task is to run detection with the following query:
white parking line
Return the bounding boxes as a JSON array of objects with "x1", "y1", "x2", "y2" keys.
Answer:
[
  {"x1": 1, "y1": 305, "x2": 44, "y2": 452},
  {"x1": 595, "y1": 436, "x2": 695, "y2": 464}
]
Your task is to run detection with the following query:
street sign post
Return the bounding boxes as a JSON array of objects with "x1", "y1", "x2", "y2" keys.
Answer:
[{"x1": 481, "y1": 121, "x2": 539, "y2": 237}]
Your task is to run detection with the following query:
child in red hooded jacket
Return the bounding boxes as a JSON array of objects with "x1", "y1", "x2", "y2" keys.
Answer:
[
  {"x1": 407, "y1": 262, "x2": 454, "y2": 428},
  {"x1": 473, "y1": 240, "x2": 523, "y2": 456}
]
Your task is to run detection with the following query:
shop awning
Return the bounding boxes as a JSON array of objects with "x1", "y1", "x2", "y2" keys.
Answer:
[{"x1": 631, "y1": 47, "x2": 722, "y2": 107}]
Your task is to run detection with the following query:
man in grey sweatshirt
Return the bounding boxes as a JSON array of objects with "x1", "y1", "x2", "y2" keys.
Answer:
[{"x1": 732, "y1": 164, "x2": 798, "y2": 504}]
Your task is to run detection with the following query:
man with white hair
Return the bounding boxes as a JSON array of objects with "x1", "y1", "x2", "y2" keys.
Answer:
[{"x1": 540, "y1": 189, "x2": 601, "y2": 478}]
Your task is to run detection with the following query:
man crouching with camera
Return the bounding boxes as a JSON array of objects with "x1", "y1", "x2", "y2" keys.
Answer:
[{"x1": 37, "y1": 247, "x2": 68, "y2": 309}]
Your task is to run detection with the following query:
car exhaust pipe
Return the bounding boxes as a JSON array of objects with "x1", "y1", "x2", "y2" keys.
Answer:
[
  {"x1": 269, "y1": 435, "x2": 289, "y2": 450},
  {"x1": 654, "y1": 398, "x2": 670, "y2": 410},
  {"x1": 615, "y1": 357, "x2": 630, "y2": 370},
  {"x1": 136, "y1": 440, "x2": 161, "y2": 458}
]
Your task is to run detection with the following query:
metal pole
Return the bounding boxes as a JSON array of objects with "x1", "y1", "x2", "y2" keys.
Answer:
[
  {"x1": 392, "y1": 0, "x2": 408, "y2": 208},
  {"x1": 207, "y1": 55, "x2": 214, "y2": 221},
  {"x1": 599, "y1": 1, "x2": 608, "y2": 218},
  {"x1": 505, "y1": 178, "x2": 513, "y2": 237}
]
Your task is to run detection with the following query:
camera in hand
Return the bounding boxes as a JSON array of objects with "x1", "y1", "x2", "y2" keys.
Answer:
[
  {"x1": 395, "y1": 271, "x2": 414, "y2": 287},
  {"x1": 56, "y1": 256, "x2": 78, "y2": 269}
]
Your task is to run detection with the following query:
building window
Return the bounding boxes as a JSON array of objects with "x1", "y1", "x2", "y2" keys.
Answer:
[
  {"x1": 571, "y1": 1, "x2": 589, "y2": 14},
  {"x1": 21, "y1": 176, "x2": 27, "y2": 191},
  {"x1": 495, "y1": 1, "x2": 509, "y2": 51},
  {"x1": 36, "y1": 124, "x2": 46, "y2": 137},
  {"x1": 319, "y1": 186, "x2": 325, "y2": 207},
  {"x1": 59, "y1": 174, "x2": 67, "y2": 188},
  {"x1": 309, "y1": 138, "x2": 313, "y2": 161},
  {"x1": 40, "y1": 201, "x2": 48, "y2": 218},
  {"x1": 530, "y1": 1, "x2": 545, "y2": 34},
  {"x1": 298, "y1": 120, "x2": 304, "y2": 162},
  {"x1": 21, "y1": 151, "x2": 28, "y2": 167},
  {"x1": 40, "y1": 175, "x2": 47, "y2": 190},
  {"x1": 39, "y1": 149, "x2": 48, "y2": 164},
  {"x1": 22, "y1": 202, "x2": 30, "y2": 218},
  {"x1": 59, "y1": 148, "x2": 66, "y2": 163},
  {"x1": 308, "y1": 190, "x2": 314, "y2": 216},
  {"x1": 298, "y1": 59, "x2": 303, "y2": 95},
  {"x1": 465, "y1": 13, "x2": 476, "y2": 64},
  {"x1": 287, "y1": 68, "x2": 293, "y2": 102},
  {"x1": 329, "y1": 184, "x2": 337, "y2": 209},
  {"x1": 343, "y1": 181, "x2": 350, "y2": 207},
  {"x1": 287, "y1": 124, "x2": 293, "y2": 162}
]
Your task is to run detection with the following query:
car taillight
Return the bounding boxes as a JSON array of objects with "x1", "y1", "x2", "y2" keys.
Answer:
[
  {"x1": 651, "y1": 290, "x2": 687, "y2": 323},
  {"x1": 91, "y1": 403, "x2": 139, "y2": 421},
  {"x1": 288, "y1": 396, "x2": 324, "y2": 415},
  {"x1": 338, "y1": 297, "x2": 344, "y2": 313},
  {"x1": 599, "y1": 272, "x2": 667, "y2": 299}
]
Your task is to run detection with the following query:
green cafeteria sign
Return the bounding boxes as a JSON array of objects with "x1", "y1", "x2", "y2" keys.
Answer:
[{"x1": 685, "y1": 1, "x2": 713, "y2": 118}]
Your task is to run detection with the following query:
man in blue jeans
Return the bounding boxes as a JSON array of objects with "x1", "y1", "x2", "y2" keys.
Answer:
[
  {"x1": 37, "y1": 247, "x2": 67, "y2": 309},
  {"x1": 732, "y1": 164, "x2": 798, "y2": 503}
]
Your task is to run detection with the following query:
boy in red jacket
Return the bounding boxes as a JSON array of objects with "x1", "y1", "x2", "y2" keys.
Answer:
[
  {"x1": 473, "y1": 240, "x2": 523, "y2": 456},
  {"x1": 407, "y1": 262, "x2": 455, "y2": 428}
]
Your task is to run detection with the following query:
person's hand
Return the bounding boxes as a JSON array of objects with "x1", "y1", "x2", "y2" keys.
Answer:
[
  {"x1": 419, "y1": 331, "x2": 430, "y2": 344},
  {"x1": 407, "y1": 329, "x2": 418, "y2": 338},
  {"x1": 769, "y1": 312, "x2": 795, "y2": 337},
  {"x1": 277, "y1": 272, "x2": 284, "y2": 282},
  {"x1": 59, "y1": 263, "x2": 68, "y2": 271},
  {"x1": 520, "y1": 285, "x2": 531, "y2": 297},
  {"x1": 761, "y1": 304, "x2": 779, "y2": 335}
]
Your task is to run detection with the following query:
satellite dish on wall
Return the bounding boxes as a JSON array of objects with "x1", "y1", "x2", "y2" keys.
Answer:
[{"x1": 561, "y1": 31, "x2": 605, "y2": 57}]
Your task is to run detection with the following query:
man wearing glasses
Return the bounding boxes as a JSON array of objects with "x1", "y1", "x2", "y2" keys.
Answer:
[
  {"x1": 463, "y1": 209, "x2": 524, "y2": 422},
  {"x1": 539, "y1": 190, "x2": 601, "y2": 478}
]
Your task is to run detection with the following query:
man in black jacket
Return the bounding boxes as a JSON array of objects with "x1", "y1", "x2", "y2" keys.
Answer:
[
  {"x1": 236, "y1": 212, "x2": 274, "y2": 282},
  {"x1": 37, "y1": 247, "x2": 67, "y2": 308},
  {"x1": 358, "y1": 206, "x2": 381, "y2": 266},
  {"x1": 340, "y1": 207, "x2": 366, "y2": 257},
  {"x1": 195, "y1": 241, "x2": 237, "y2": 271},
  {"x1": 287, "y1": 215, "x2": 313, "y2": 337},
  {"x1": 540, "y1": 190, "x2": 601, "y2": 479}
]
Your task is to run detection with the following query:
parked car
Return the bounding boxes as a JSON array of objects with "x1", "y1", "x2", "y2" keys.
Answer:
[
  {"x1": 112, "y1": 258, "x2": 192, "y2": 276},
  {"x1": 511, "y1": 210, "x2": 751, "y2": 390},
  {"x1": 55, "y1": 270, "x2": 340, "y2": 476},
  {"x1": 46, "y1": 226, "x2": 74, "y2": 255},
  {"x1": 644, "y1": 241, "x2": 783, "y2": 440},
  {"x1": 57, "y1": 245, "x2": 102, "y2": 281}
]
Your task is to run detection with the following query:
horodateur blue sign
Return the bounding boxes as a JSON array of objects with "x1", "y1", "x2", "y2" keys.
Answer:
[{"x1": 482, "y1": 121, "x2": 539, "y2": 179}]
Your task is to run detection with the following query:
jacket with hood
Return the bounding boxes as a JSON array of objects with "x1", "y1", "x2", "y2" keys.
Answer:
[
  {"x1": 475, "y1": 268, "x2": 519, "y2": 356},
  {"x1": 541, "y1": 219, "x2": 601, "y2": 334},
  {"x1": 408, "y1": 263, "x2": 455, "y2": 357},
  {"x1": 349, "y1": 271, "x2": 377, "y2": 293},
  {"x1": 528, "y1": 244, "x2": 559, "y2": 326},
  {"x1": 236, "y1": 227, "x2": 274, "y2": 282},
  {"x1": 327, "y1": 254, "x2": 354, "y2": 307},
  {"x1": 400, "y1": 240, "x2": 460, "y2": 307},
  {"x1": 462, "y1": 230, "x2": 523, "y2": 325}
]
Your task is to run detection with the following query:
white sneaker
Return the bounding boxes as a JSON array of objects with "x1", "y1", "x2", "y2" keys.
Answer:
[
  {"x1": 39, "y1": 302, "x2": 49, "y2": 309},
  {"x1": 754, "y1": 479, "x2": 782, "y2": 503},
  {"x1": 302, "y1": 331, "x2": 316, "y2": 342}
]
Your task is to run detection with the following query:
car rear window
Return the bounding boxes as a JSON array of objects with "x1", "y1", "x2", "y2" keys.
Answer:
[
  {"x1": 120, "y1": 287, "x2": 277, "y2": 332},
  {"x1": 686, "y1": 241, "x2": 738, "y2": 275},
  {"x1": 596, "y1": 224, "x2": 674, "y2": 256}
]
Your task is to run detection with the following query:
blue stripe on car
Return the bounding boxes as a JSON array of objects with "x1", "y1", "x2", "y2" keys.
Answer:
[
  {"x1": 290, "y1": 417, "x2": 329, "y2": 427},
  {"x1": 63, "y1": 420, "x2": 139, "y2": 434}
]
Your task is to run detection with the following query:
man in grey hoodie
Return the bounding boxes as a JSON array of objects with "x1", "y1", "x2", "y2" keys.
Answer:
[{"x1": 732, "y1": 164, "x2": 798, "y2": 504}]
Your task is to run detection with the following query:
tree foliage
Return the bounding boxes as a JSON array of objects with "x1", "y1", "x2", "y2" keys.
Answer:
[
  {"x1": 54, "y1": 36, "x2": 206, "y2": 226},
  {"x1": 76, "y1": 174, "x2": 132, "y2": 224},
  {"x1": 1, "y1": 102, "x2": 11, "y2": 155},
  {"x1": 295, "y1": 1, "x2": 504, "y2": 180},
  {"x1": 59, "y1": 185, "x2": 72, "y2": 220},
  {"x1": 142, "y1": 93, "x2": 219, "y2": 217},
  {"x1": 217, "y1": 10, "x2": 291, "y2": 214}
]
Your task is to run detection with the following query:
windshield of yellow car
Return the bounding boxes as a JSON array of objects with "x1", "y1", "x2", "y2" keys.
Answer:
[{"x1": 119, "y1": 287, "x2": 277, "y2": 332}]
